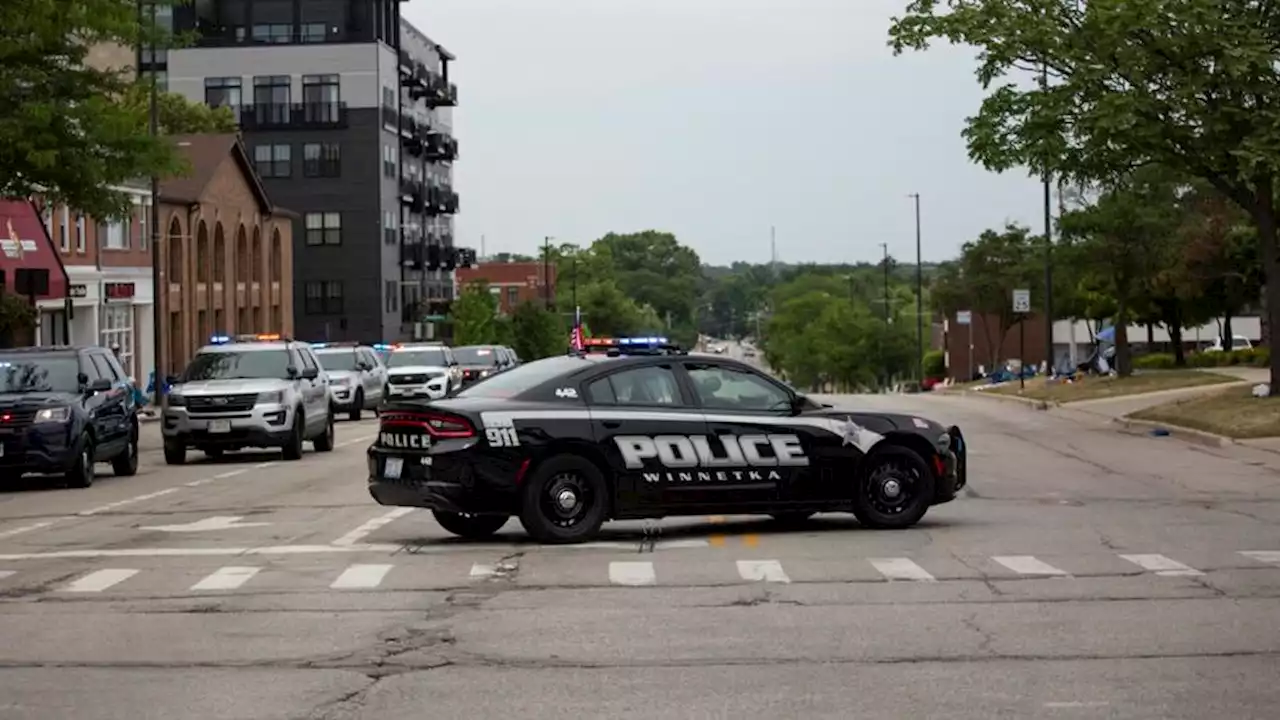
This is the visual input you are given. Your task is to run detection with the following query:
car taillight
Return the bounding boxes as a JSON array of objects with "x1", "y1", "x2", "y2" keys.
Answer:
[{"x1": 380, "y1": 411, "x2": 475, "y2": 438}]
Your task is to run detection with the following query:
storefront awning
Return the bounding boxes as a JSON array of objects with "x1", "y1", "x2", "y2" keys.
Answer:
[{"x1": 0, "y1": 199, "x2": 68, "y2": 301}]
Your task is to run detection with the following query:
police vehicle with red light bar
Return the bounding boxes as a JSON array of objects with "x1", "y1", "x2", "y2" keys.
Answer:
[
  {"x1": 162, "y1": 334, "x2": 335, "y2": 463},
  {"x1": 367, "y1": 336, "x2": 967, "y2": 544}
]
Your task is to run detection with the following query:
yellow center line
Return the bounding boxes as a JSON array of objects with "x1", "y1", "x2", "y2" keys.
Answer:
[
  {"x1": 742, "y1": 534, "x2": 759, "y2": 548},
  {"x1": 709, "y1": 535, "x2": 726, "y2": 547}
]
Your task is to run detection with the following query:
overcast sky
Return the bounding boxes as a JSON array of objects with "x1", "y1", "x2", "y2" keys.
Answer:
[{"x1": 402, "y1": 0, "x2": 1046, "y2": 267}]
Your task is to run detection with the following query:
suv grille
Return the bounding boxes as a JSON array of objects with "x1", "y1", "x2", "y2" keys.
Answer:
[
  {"x1": 187, "y1": 393, "x2": 258, "y2": 414},
  {"x1": 389, "y1": 373, "x2": 434, "y2": 385},
  {"x1": 0, "y1": 407, "x2": 37, "y2": 427}
]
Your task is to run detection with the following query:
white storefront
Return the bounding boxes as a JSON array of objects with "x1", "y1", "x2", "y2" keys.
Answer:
[{"x1": 37, "y1": 266, "x2": 155, "y2": 386}]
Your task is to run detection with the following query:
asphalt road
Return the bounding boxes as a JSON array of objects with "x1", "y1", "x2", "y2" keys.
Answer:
[{"x1": 2, "y1": 393, "x2": 1280, "y2": 719}]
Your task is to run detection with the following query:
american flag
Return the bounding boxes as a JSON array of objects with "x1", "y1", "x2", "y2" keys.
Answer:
[{"x1": 570, "y1": 305, "x2": 584, "y2": 351}]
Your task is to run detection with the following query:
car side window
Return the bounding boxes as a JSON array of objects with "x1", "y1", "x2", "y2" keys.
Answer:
[
  {"x1": 299, "y1": 349, "x2": 320, "y2": 374},
  {"x1": 90, "y1": 354, "x2": 120, "y2": 381},
  {"x1": 686, "y1": 363, "x2": 791, "y2": 412},
  {"x1": 79, "y1": 354, "x2": 102, "y2": 382},
  {"x1": 590, "y1": 365, "x2": 682, "y2": 407}
]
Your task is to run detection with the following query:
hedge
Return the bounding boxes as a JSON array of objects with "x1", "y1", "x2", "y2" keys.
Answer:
[{"x1": 1132, "y1": 347, "x2": 1270, "y2": 369}]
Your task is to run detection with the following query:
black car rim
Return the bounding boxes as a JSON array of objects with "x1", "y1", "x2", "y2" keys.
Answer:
[
  {"x1": 541, "y1": 471, "x2": 593, "y2": 528},
  {"x1": 865, "y1": 459, "x2": 920, "y2": 516}
]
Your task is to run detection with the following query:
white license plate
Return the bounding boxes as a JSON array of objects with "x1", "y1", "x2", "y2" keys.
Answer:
[
  {"x1": 384, "y1": 457, "x2": 403, "y2": 479},
  {"x1": 208, "y1": 420, "x2": 231, "y2": 433}
]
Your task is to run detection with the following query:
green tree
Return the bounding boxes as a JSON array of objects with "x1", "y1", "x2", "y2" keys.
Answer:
[
  {"x1": 122, "y1": 86, "x2": 238, "y2": 134},
  {"x1": 449, "y1": 283, "x2": 498, "y2": 345},
  {"x1": 511, "y1": 300, "x2": 563, "y2": 360},
  {"x1": 889, "y1": 0, "x2": 1280, "y2": 388},
  {"x1": 0, "y1": 0, "x2": 188, "y2": 219}
]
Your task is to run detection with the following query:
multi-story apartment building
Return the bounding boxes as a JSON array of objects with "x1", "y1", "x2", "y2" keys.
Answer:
[{"x1": 145, "y1": 0, "x2": 474, "y2": 343}]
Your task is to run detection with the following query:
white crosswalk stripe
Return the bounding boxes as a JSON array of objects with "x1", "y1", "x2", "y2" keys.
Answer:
[
  {"x1": 1240, "y1": 551, "x2": 1280, "y2": 565},
  {"x1": 736, "y1": 559, "x2": 790, "y2": 583},
  {"x1": 870, "y1": 557, "x2": 936, "y2": 582},
  {"x1": 1119, "y1": 554, "x2": 1203, "y2": 576},
  {"x1": 0, "y1": 551, "x2": 1269, "y2": 594},
  {"x1": 992, "y1": 556, "x2": 1070, "y2": 576},
  {"x1": 191, "y1": 566, "x2": 260, "y2": 591},
  {"x1": 609, "y1": 561, "x2": 656, "y2": 586},
  {"x1": 62, "y1": 568, "x2": 139, "y2": 593},
  {"x1": 330, "y1": 564, "x2": 393, "y2": 589}
]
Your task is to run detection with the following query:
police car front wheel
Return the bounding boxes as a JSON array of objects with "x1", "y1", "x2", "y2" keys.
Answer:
[
  {"x1": 432, "y1": 511, "x2": 509, "y2": 539},
  {"x1": 519, "y1": 455, "x2": 609, "y2": 544},
  {"x1": 852, "y1": 445, "x2": 935, "y2": 530}
]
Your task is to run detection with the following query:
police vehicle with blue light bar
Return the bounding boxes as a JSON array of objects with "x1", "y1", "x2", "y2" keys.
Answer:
[
  {"x1": 311, "y1": 342, "x2": 387, "y2": 420},
  {"x1": 367, "y1": 336, "x2": 967, "y2": 543},
  {"x1": 162, "y1": 334, "x2": 335, "y2": 463}
]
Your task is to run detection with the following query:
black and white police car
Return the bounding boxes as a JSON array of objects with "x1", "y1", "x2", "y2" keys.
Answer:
[{"x1": 367, "y1": 337, "x2": 967, "y2": 543}]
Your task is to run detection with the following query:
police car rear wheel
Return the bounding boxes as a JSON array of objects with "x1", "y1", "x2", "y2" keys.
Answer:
[
  {"x1": 519, "y1": 455, "x2": 608, "y2": 544},
  {"x1": 852, "y1": 446, "x2": 935, "y2": 529},
  {"x1": 349, "y1": 391, "x2": 363, "y2": 421},
  {"x1": 432, "y1": 511, "x2": 508, "y2": 539}
]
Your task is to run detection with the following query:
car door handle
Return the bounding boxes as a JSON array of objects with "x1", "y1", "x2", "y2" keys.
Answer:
[{"x1": 602, "y1": 421, "x2": 622, "y2": 429}]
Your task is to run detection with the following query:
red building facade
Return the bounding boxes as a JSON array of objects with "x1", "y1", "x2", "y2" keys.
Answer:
[{"x1": 456, "y1": 261, "x2": 556, "y2": 314}]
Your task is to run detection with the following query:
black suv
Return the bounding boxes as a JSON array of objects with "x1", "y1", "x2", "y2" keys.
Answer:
[{"x1": 0, "y1": 346, "x2": 139, "y2": 488}]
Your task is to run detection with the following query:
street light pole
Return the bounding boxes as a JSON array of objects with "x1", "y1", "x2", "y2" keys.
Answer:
[
  {"x1": 880, "y1": 242, "x2": 890, "y2": 391},
  {"x1": 910, "y1": 192, "x2": 923, "y2": 383},
  {"x1": 1041, "y1": 64, "x2": 1054, "y2": 375},
  {"x1": 542, "y1": 236, "x2": 551, "y2": 310},
  {"x1": 144, "y1": 0, "x2": 163, "y2": 397}
]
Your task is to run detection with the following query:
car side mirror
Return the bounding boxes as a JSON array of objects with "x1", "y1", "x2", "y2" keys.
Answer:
[
  {"x1": 86, "y1": 378, "x2": 113, "y2": 394},
  {"x1": 789, "y1": 394, "x2": 809, "y2": 414},
  {"x1": 301, "y1": 367, "x2": 320, "y2": 380},
  {"x1": 165, "y1": 375, "x2": 179, "y2": 386},
  {"x1": 356, "y1": 362, "x2": 370, "y2": 371}
]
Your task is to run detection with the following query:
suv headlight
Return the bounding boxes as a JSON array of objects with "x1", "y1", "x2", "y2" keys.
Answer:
[
  {"x1": 334, "y1": 376, "x2": 353, "y2": 386},
  {"x1": 479, "y1": 370, "x2": 491, "y2": 378},
  {"x1": 257, "y1": 390, "x2": 285, "y2": 404},
  {"x1": 35, "y1": 406, "x2": 71, "y2": 423}
]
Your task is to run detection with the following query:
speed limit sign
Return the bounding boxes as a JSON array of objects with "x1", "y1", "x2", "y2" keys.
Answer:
[{"x1": 1012, "y1": 289, "x2": 1031, "y2": 314}]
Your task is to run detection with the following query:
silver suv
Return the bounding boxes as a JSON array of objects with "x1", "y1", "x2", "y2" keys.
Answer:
[
  {"x1": 312, "y1": 343, "x2": 387, "y2": 421},
  {"x1": 161, "y1": 335, "x2": 334, "y2": 463}
]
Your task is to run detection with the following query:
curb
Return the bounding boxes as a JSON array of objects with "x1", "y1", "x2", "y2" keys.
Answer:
[
  {"x1": 959, "y1": 390, "x2": 1058, "y2": 411},
  {"x1": 1110, "y1": 417, "x2": 1230, "y2": 448}
]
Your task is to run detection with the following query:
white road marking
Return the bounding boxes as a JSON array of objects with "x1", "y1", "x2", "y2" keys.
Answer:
[
  {"x1": 254, "y1": 461, "x2": 278, "y2": 469},
  {"x1": 1119, "y1": 554, "x2": 1203, "y2": 576},
  {"x1": 141, "y1": 516, "x2": 271, "y2": 533},
  {"x1": 470, "y1": 563, "x2": 496, "y2": 579},
  {"x1": 993, "y1": 556, "x2": 1070, "y2": 576},
  {"x1": 62, "y1": 568, "x2": 139, "y2": 593},
  {"x1": 332, "y1": 508, "x2": 415, "y2": 546},
  {"x1": 336, "y1": 435, "x2": 374, "y2": 448},
  {"x1": 652, "y1": 539, "x2": 711, "y2": 550},
  {"x1": 0, "y1": 520, "x2": 60, "y2": 539},
  {"x1": 870, "y1": 557, "x2": 936, "y2": 582},
  {"x1": 190, "y1": 566, "x2": 260, "y2": 591},
  {"x1": 736, "y1": 559, "x2": 790, "y2": 583},
  {"x1": 0, "y1": 543, "x2": 405, "y2": 560},
  {"x1": 1240, "y1": 551, "x2": 1280, "y2": 564},
  {"x1": 331, "y1": 563, "x2": 393, "y2": 589},
  {"x1": 1044, "y1": 701, "x2": 1110, "y2": 709},
  {"x1": 608, "y1": 561, "x2": 656, "y2": 586},
  {"x1": 0, "y1": 570, "x2": 15, "y2": 580},
  {"x1": 78, "y1": 488, "x2": 180, "y2": 516},
  {"x1": 214, "y1": 469, "x2": 248, "y2": 479}
]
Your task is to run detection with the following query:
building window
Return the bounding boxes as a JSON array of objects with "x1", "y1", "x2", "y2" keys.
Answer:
[
  {"x1": 301, "y1": 74, "x2": 340, "y2": 122},
  {"x1": 304, "y1": 212, "x2": 341, "y2": 246},
  {"x1": 381, "y1": 86, "x2": 397, "y2": 127},
  {"x1": 75, "y1": 214, "x2": 85, "y2": 252},
  {"x1": 304, "y1": 281, "x2": 344, "y2": 314},
  {"x1": 58, "y1": 206, "x2": 69, "y2": 252},
  {"x1": 301, "y1": 22, "x2": 327, "y2": 43},
  {"x1": 303, "y1": 142, "x2": 340, "y2": 177},
  {"x1": 99, "y1": 218, "x2": 127, "y2": 250},
  {"x1": 253, "y1": 76, "x2": 290, "y2": 124},
  {"x1": 204, "y1": 77, "x2": 242, "y2": 114},
  {"x1": 385, "y1": 280, "x2": 398, "y2": 312},
  {"x1": 383, "y1": 211, "x2": 398, "y2": 245},
  {"x1": 100, "y1": 304, "x2": 133, "y2": 373},
  {"x1": 140, "y1": 70, "x2": 168, "y2": 91},
  {"x1": 253, "y1": 144, "x2": 291, "y2": 178},
  {"x1": 506, "y1": 287, "x2": 519, "y2": 308},
  {"x1": 251, "y1": 23, "x2": 293, "y2": 43},
  {"x1": 383, "y1": 145, "x2": 396, "y2": 178}
]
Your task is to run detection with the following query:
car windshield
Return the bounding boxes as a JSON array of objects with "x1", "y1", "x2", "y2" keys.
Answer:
[
  {"x1": 455, "y1": 355, "x2": 589, "y2": 399},
  {"x1": 455, "y1": 346, "x2": 498, "y2": 366},
  {"x1": 316, "y1": 351, "x2": 360, "y2": 371},
  {"x1": 0, "y1": 355, "x2": 80, "y2": 393},
  {"x1": 388, "y1": 349, "x2": 447, "y2": 368},
  {"x1": 182, "y1": 350, "x2": 292, "y2": 381}
]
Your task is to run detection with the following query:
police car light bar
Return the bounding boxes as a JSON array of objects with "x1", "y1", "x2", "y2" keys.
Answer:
[{"x1": 209, "y1": 335, "x2": 231, "y2": 344}]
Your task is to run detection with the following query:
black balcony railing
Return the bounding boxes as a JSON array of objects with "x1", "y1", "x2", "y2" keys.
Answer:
[
  {"x1": 238, "y1": 102, "x2": 348, "y2": 130},
  {"x1": 188, "y1": 20, "x2": 351, "y2": 47},
  {"x1": 425, "y1": 133, "x2": 458, "y2": 162},
  {"x1": 399, "y1": 179, "x2": 424, "y2": 207},
  {"x1": 402, "y1": 243, "x2": 425, "y2": 269}
]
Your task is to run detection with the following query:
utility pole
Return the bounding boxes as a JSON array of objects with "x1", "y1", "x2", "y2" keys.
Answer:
[
  {"x1": 480, "y1": 234, "x2": 485, "y2": 261},
  {"x1": 542, "y1": 236, "x2": 551, "y2": 310},
  {"x1": 880, "y1": 242, "x2": 890, "y2": 391},
  {"x1": 571, "y1": 254, "x2": 577, "y2": 311},
  {"x1": 910, "y1": 192, "x2": 923, "y2": 383},
  {"x1": 1041, "y1": 64, "x2": 1054, "y2": 375},
  {"x1": 143, "y1": 0, "x2": 163, "y2": 397},
  {"x1": 769, "y1": 226, "x2": 777, "y2": 280}
]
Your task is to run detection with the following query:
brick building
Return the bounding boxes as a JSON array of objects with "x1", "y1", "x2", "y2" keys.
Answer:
[
  {"x1": 456, "y1": 261, "x2": 556, "y2": 315},
  {"x1": 157, "y1": 134, "x2": 296, "y2": 373}
]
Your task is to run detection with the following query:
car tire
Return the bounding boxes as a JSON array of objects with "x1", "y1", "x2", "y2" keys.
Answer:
[
  {"x1": 851, "y1": 445, "x2": 936, "y2": 530},
  {"x1": 163, "y1": 439, "x2": 186, "y2": 465},
  {"x1": 349, "y1": 391, "x2": 363, "y2": 422},
  {"x1": 64, "y1": 434, "x2": 95, "y2": 488},
  {"x1": 769, "y1": 511, "x2": 815, "y2": 526},
  {"x1": 111, "y1": 424, "x2": 139, "y2": 477},
  {"x1": 313, "y1": 412, "x2": 335, "y2": 452},
  {"x1": 518, "y1": 454, "x2": 609, "y2": 544},
  {"x1": 282, "y1": 411, "x2": 305, "y2": 461},
  {"x1": 432, "y1": 511, "x2": 509, "y2": 539}
]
